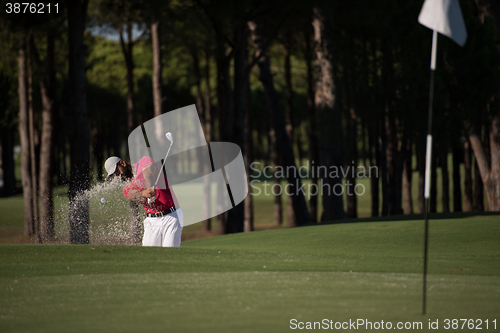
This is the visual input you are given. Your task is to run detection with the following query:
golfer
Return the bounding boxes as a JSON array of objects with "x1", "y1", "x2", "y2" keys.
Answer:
[{"x1": 104, "y1": 156, "x2": 183, "y2": 247}]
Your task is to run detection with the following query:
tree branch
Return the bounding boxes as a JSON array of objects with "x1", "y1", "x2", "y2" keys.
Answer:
[
  {"x1": 246, "y1": 9, "x2": 292, "y2": 73},
  {"x1": 194, "y1": 0, "x2": 235, "y2": 48},
  {"x1": 132, "y1": 27, "x2": 148, "y2": 44},
  {"x1": 82, "y1": 0, "x2": 90, "y2": 26},
  {"x1": 118, "y1": 24, "x2": 128, "y2": 62},
  {"x1": 28, "y1": 35, "x2": 48, "y2": 91}
]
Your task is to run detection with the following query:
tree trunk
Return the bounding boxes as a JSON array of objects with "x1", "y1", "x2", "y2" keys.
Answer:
[
  {"x1": 346, "y1": 111, "x2": 357, "y2": 218},
  {"x1": 473, "y1": 157, "x2": 484, "y2": 211},
  {"x1": 215, "y1": 58, "x2": 227, "y2": 241},
  {"x1": 215, "y1": 57, "x2": 226, "y2": 235},
  {"x1": 383, "y1": 115, "x2": 395, "y2": 215},
  {"x1": 119, "y1": 21, "x2": 136, "y2": 133},
  {"x1": 222, "y1": 52, "x2": 240, "y2": 234},
  {"x1": 214, "y1": 35, "x2": 234, "y2": 234},
  {"x1": 381, "y1": 38, "x2": 400, "y2": 216},
  {"x1": 430, "y1": 149, "x2": 437, "y2": 213},
  {"x1": 380, "y1": 118, "x2": 389, "y2": 216},
  {"x1": 27, "y1": 40, "x2": 40, "y2": 242},
  {"x1": 151, "y1": 12, "x2": 162, "y2": 117},
  {"x1": 192, "y1": 50, "x2": 204, "y2": 120},
  {"x1": 304, "y1": 29, "x2": 319, "y2": 223},
  {"x1": 18, "y1": 40, "x2": 35, "y2": 236},
  {"x1": 234, "y1": 25, "x2": 253, "y2": 232},
  {"x1": 394, "y1": 131, "x2": 404, "y2": 215},
  {"x1": 362, "y1": 121, "x2": 369, "y2": 170},
  {"x1": 470, "y1": 2, "x2": 500, "y2": 211},
  {"x1": 33, "y1": 32, "x2": 55, "y2": 241},
  {"x1": 402, "y1": 140, "x2": 413, "y2": 214},
  {"x1": 57, "y1": 102, "x2": 69, "y2": 185},
  {"x1": 311, "y1": 8, "x2": 343, "y2": 222},
  {"x1": 112, "y1": 131, "x2": 121, "y2": 156},
  {"x1": 468, "y1": 110, "x2": 500, "y2": 211},
  {"x1": 283, "y1": 31, "x2": 296, "y2": 227},
  {"x1": 1, "y1": 130, "x2": 16, "y2": 196},
  {"x1": 249, "y1": 19, "x2": 311, "y2": 225},
  {"x1": 463, "y1": 139, "x2": 473, "y2": 211},
  {"x1": 192, "y1": 49, "x2": 211, "y2": 231},
  {"x1": 53, "y1": 140, "x2": 60, "y2": 185},
  {"x1": 67, "y1": 0, "x2": 90, "y2": 244},
  {"x1": 452, "y1": 143, "x2": 463, "y2": 212},
  {"x1": 204, "y1": 49, "x2": 212, "y2": 143},
  {"x1": 296, "y1": 127, "x2": 305, "y2": 164},
  {"x1": 269, "y1": 127, "x2": 282, "y2": 226},
  {"x1": 243, "y1": 81, "x2": 254, "y2": 232},
  {"x1": 417, "y1": 140, "x2": 425, "y2": 213},
  {"x1": 202, "y1": 49, "x2": 212, "y2": 231},
  {"x1": 440, "y1": 144, "x2": 450, "y2": 213},
  {"x1": 226, "y1": 24, "x2": 248, "y2": 234},
  {"x1": 94, "y1": 116, "x2": 104, "y2": 182},
  {"x1": 368, "y1": 118, "x2": 380, "y2": 217}
]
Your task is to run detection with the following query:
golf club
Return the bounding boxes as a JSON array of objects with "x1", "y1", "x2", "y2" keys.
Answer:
[{"x1": 147, "y1": 132, "x2": 174, "y2": 204}]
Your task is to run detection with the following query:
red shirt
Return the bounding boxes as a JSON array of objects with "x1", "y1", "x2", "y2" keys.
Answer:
[{"x1": 123, "y1": 156, "x2": 179, "y2": 214}]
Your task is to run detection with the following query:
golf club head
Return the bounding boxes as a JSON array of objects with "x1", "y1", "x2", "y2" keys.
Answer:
[{"x1": 166, "y1": 132, "x2": 173, "y2": 143}]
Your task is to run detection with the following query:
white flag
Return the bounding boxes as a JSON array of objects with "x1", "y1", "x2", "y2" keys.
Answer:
[{"x1": 418, "y1": 0, "x2": 467, "y2": 47}]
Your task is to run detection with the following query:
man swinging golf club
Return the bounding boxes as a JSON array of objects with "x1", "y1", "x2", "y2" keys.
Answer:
[{"x1": 104, "y1": 132, "x2": 183, "y2": 247}]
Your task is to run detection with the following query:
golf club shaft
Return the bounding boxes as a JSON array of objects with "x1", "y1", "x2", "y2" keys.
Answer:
[{"x1": 152, "y1": 142, "x2": 173, "y2": 191}]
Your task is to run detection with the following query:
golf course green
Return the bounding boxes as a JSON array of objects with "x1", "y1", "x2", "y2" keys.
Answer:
[{"x1": 0, "y1": 215, "x2": 498, "y2": 332}]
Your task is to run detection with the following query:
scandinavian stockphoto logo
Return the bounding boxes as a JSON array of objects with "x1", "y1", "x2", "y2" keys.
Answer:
[{"x1": 127, "y1": 105, "x2": 248, "y2": 227}]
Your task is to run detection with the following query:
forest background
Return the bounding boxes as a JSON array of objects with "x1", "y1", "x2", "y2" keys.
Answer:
[{"x1": 0, "y1": 0, "x2": 499, "y2": 244}]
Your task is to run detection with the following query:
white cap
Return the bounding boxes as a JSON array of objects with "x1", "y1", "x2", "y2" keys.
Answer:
[{"x1": 105, "y1": 156, "x2": 122, "y2": 176}]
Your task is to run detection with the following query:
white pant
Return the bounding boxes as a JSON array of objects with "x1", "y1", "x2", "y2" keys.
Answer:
[{"x1": 142, "y1": 209, "x2": 183, "y2": 247}]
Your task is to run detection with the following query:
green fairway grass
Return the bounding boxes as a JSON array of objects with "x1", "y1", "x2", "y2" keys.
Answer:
[
  {"x1": 0, "y1": 216, "x2": 499, "y2": 332},
  {"x1": 0, "y1": 194, "x2": 25, "y2": 243}
]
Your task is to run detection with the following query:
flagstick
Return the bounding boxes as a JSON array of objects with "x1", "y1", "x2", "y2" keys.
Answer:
[{"x1": 423, "y1": 29, "x2": 437, "y2": 315}]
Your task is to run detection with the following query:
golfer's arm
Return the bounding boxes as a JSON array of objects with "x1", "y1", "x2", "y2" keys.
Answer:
[
  {"x1": 127, "y1": 189, "x2": 145, "y2": 202},
  {"x1": 128, "y1": 188, "x2": 155, "y2": 203},
  {"x1": 125, "y1": 164, "x2": 156, "y2": 202},
  {"x1": 142, "y1": 164, "x2": 157, "y2": 189}
]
